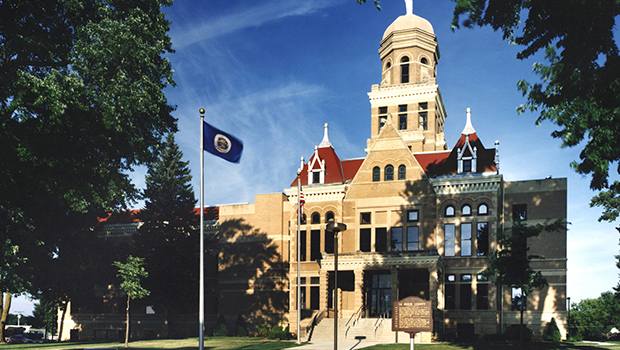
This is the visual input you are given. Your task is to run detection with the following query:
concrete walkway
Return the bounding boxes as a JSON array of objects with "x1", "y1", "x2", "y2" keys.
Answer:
[{"x1": 295, "y1": 340, "x2": 382, "y2": 349}]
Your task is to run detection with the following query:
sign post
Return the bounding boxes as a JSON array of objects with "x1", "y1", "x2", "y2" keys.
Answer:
[{"x1": 392, "y1": 296, "x2": 433, "y2": 350}]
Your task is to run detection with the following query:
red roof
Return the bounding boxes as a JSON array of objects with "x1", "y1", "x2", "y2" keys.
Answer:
[
  {"x1": 414, "y1": 133, "x2": 498, "y2": 176},
  {"x1": 290, "y1": 146, "x2": 363, "y2": 187},
  {"x1": 99, "y1": 206, "x2": 219, "y2": 223}
]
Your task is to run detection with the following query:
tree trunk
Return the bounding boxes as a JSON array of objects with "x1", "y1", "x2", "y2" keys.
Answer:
[
  {"x1": 519, "y1": 295, "x2": 526, "y2": 342},
  {"x1": 58, "y1": 300, "x2": 68, "y2": 342},
  {"x1": 125, "y1": 294, "x2": 130, "y2": 348},
  {"x1": 0, "y1": 292, "x2": 12, "y2": 344}
]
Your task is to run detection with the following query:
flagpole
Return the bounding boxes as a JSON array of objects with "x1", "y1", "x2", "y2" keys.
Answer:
[
  {"x1": 296, "y1": 157, "x2": 303, "y2": 344},
  {"x1": 199, "y1": 108, "x2": 205, "y2": 350}
]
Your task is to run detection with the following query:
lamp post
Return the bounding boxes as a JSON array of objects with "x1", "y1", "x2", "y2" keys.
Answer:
[{"x1": 326, "y1": 219, "x2": 346, "y2": 350}]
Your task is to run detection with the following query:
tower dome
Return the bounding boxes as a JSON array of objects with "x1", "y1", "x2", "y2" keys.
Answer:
[{"x1": 382, "y1": 13, "x2": 434, "y2": 40}]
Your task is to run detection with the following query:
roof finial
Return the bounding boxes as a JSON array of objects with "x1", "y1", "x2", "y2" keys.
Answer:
[
  {"x1": 405, "y1": 0, "x2": 413, "y2": 15},
  {"x1": 319, "y1": 123, "x2": 333, "y2": 148},
  {"x1": 462, "y1": 107, "x2": 476, "y2": 135}
]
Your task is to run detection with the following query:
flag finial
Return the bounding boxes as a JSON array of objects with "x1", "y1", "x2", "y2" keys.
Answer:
[{"x1": 405, "y1": 0, "x2": 413, "y2": 15}]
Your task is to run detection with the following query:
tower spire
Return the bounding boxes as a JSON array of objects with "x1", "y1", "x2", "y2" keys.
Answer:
[
  {"x1": 319, "y1": 123, "x2": 332, "y2": 148},
  {"x1": 462, "y1": 108, "x2": 476, "y2": 135},
  {"x1": 405, "y1": 0, "x2": 413, "y2": 15}
]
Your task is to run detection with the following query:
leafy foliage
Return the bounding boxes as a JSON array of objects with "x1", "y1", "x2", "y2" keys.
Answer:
[
  {"x1": 451, "y1": 0, "x2": 620, "y2": 222},
  {"x1": 543, "y1": 317, "x2": 562, "y2": 342},
  {"x1": 134, "y1": 133, "x2": 199, "y2": 318},
  {"x1": 568, "y1": 291, "x2": 620, "y2": 340},
  {"x1": 32, "y1": 296, "x2": 59, "y2": 334},
  {"x1": 482, "y1": 219, "x2": 564, "y2": 336},
  {"x1": 113, "y1": 255, "x2": 150, "y2": 347},
  {"x1": 0, "y1": 0, "x2": 176, "y2": 324}
]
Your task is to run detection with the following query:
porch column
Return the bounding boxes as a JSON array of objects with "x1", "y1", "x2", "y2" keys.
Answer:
[
  {"x1": 320, "y1": 268, "x2": 330, "y2": 311},
  {"x1": 428, "y1": 265, "x2": 440, "y2": 310},
  {"x1": 354, "y1": 268, "x2": 364, "y2": 316}
]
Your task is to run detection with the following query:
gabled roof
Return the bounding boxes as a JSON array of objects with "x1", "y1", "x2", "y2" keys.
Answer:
[
  {"x1": 290, "y1": 146, "x2": 364, "y2": 187},
  {"x1": 414, "y1": 132, "x2": 498, "y2": 177}
]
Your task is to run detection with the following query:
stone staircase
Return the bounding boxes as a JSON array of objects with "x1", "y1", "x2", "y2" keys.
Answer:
[{"x1": 307, "y1": 317, "x2": 417, "y2": 343}]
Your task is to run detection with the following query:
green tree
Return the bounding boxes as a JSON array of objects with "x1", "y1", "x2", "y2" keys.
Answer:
[
  {"x1": 568, "y1": 291, "x2": 620, "y2": 340},
  {"x1": 113, "y1": 256, "x2": 150, "y2": 348},
  {"x1": 482, "y1": 219, "x2": 565, "y2": 341},
  {"x1": 134, "y1": 133, "x2": 199, "y2": 334},
  {"x1": 31, "y1": 296, "x2": 58, "y2": 336},
  {"x1": 0, "y1": 0, "x2": 176, "y2": 327},
  {"x1": 449, "y1": 0, "x2": 620, "y2": 223}
]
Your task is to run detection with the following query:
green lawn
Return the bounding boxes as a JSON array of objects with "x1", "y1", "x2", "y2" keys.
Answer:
[
  {"x1": 1, "y1": 338, "x2": 619, "y2": 350},
  {"x1": 0, "y1": 337, "x2": 301, "y2": 350}
]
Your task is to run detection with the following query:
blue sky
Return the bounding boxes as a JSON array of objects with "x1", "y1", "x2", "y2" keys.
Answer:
[{"x1": 13, "y1": 0, "x2": 619, "y2": 315}]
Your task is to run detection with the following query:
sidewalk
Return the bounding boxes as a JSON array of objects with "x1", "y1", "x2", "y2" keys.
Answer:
[{"x1": 295, "y1": 340, "x2": 382, "y2": 349}]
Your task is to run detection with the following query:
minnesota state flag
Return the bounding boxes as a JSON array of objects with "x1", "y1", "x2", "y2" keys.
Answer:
[{"x1": 203, "y1": 121, "x2": 243, "y2": 163}]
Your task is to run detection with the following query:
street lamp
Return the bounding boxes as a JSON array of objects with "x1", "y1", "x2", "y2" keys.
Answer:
[{"x1": 326, "y1": 219, "x2": 346, "y2": 350}]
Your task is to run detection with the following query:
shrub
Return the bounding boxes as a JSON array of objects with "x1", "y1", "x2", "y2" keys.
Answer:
[
  {"x1": 213, "y1": 323, "x2": 228, "y2": 337},
  {"x1": 543, "y1": 318, "x2": 562, "y2": 342},
  {"x1": 267, "y1": 326, "x2": 284, "y2": 340},
  {"x1": 257, "y1": 324, "x2": 270, "y2": 337},
  {"x1": 235, "y1": 315, "x2": 248, "y2": 337}
]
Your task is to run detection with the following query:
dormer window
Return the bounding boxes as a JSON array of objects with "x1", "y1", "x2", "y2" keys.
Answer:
[
  {"x1": 463, "y1": 158, "x2": 472, "y2": 172},
  {"x1": 313, "y1": 171, "x2": 320, "y2": 184},
  {"x1": 384, "y1": 165, "x2": 394, "y2": 181}
]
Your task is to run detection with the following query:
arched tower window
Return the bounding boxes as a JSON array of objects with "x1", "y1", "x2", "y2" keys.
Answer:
[
  {"x1": 326, "y1": 211, "x2": 335, "y2": 222},
  {"x1": 372, "y1": 167, "x2": 380, "y2": 182},
  {"x1": 445, "y1": 205, "x2": 455, "y2": 217},
  {"x1": 398, "y1": 165, "x2": 406, "y2": 180},
  {"x1": 462, "y1": 204, "x2": 472, "y2": 216},
  {"x1": 311, "y1": 212, "x2": 321, "y2": 224},
  {"x1": 478, "y1": 203, "x2": 488, "y2": 215},
  {"x1": 421, "y1": 57, "x2": 429, "y2": 65},
  {"x1": 400, "y1": 56, "x2": 410, "y2": 83},
  {"x1": 384, "y1": 165, "x2": 394, "y2": 181}
]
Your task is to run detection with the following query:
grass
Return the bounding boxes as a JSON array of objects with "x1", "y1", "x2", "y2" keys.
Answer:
[
  {"x1": 1, "y1": 338, "x2": 619, "y2": 350},
  {"x1": 0, "y1": 337, "x2": 301, "y2": 350}
]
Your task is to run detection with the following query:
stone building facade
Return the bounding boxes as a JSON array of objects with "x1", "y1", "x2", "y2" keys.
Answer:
[{"x1": 217, "y1": 6, "x2": 567, "y2": 341}]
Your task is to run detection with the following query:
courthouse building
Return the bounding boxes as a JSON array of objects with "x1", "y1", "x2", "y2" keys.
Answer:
[
  {"x1": 216, "y1": 3, "x2": 567, "y2": 342},
  {"x1": 59, "y1": 3, "x2": 567, "y2": 343}
]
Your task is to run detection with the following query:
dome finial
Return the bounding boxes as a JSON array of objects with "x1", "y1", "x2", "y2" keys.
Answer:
[
  {"x1": 319, "y1": 123, "x2": 333, "y2": 148},
  {"x1": 462, "y1": 108, "x2": 476, "y2": 135},
  {"x1": 405, "y1": 0, "x2": 413, "y2": 15}
]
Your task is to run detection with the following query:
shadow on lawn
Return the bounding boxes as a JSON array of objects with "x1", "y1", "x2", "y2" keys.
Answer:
[{"x1": 451, "y1": 341, "x2": 611, "y2": 350}]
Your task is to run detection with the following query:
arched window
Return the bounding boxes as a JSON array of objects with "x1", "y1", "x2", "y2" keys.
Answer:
[
  {"x1": 445, "y1": 205, "x2": 455, "y2": 217},
  {"x1": 398, "y1": 165, "x2": 406, "y2": 180},
  {"x1": 400, "y1": 56, "x2": 410, "y2": 83},
  {"x1": 384, "y1": 165, "x2": 394, "y2": 181},
  {"x1": 326, "y1": 211, "x2": 335, "y2": 223},
  {"x1": 385, "y1": 61, "x2": 391, "y2": 70},
  {"x1": 421, "y1": 57, "x2": 428, "y2": 65},
  {"x1": 311, "y1": 212, "x2": 321, "y2": 224},
  {"x1": 372, "y1": 167, "x2": 380, "y2": 182},
  {"x1": 462, "y1": 204, "x2": 472, "y2": 216},
  {"x1": 478, "y1": 203, "x2": 488, "y2": 215}
]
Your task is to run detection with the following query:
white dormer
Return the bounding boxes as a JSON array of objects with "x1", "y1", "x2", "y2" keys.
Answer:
[
  {"x1": 458, "y1": 108, "x2": 477, "y2": 173},
  {"x1": 307, "y1": 146, "x2": 326, "y2": 185}
]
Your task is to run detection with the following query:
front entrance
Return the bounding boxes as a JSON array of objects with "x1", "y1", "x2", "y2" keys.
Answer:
[{"x1": 365, "y1": 271, "x2": 392, "y2": 317}]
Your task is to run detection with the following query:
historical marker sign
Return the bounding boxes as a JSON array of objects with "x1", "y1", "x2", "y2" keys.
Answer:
[{"x1": 392, "y1": 296, "x2": 433, "y2": 333}]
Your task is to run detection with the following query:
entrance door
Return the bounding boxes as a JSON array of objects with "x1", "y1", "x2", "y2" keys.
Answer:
[{"x1": 366, "y1": 272, "x2": 391, "y2": 317}]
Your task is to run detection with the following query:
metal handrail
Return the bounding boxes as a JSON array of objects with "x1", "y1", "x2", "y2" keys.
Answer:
[
  {"x1": 344, "y1": 305, "x2": 365, "y2": 338},
  {"x1": 305, "y1": 308, "x2": 327, "y2": 341},
  {"x1": 374, "y1": 306, "x2": 392, "y2": 338}
]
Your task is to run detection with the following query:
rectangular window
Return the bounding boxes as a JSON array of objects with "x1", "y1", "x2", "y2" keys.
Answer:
[
  {"x1": 512, "y1": 204, "x2": 527, "y2": 221},
  {"x1": 476, "y1": 284, "x2": 489, "y2": 310},
  {"x1": 444, "y1": 224, "x2": 455, "y2": 257},
  {"x1": 407, "y1": 226, "x2": 419, "y2": 251},
  {"x1": 300, "y1": 286, "x2": 306, "y2": 309},
  {"x1": 376, "y1": 228, "x2": 387, "y2": 252},
  {"x1": 378, "y1": 107, "x2": 388, "y2": 133},
  {"x1": 300, "y1": 230, "x2": 306, "y2": 261},
  {"x1": 391, "y1": 227, "x2": 403, "y2": 251},
  {"x1": 461, "y1": 223, "x2": 472, "y2": 256},
  {"x1": 310, "y1": 230, "x2": 321, "y2": 261},
  {"x1": 419, "y1": 102, "x2": 428, "y2": 110},
  {"x1": 463, "y1": 159, "x2": 472, "y2": 172},
  {"x1": 445, "y1": 284, "x2": 456, "y2": 310},
  {"x1": 460, "y1": 283, "x2": 472, "y2": 310},
  {"x1": 399, "y1": 104, "x2": 407, "y2": 130},
  {"x1": 325, "y1": 229, "x2": 334, "y2": 254},
  {"x1": 407, "y1": 209, "x2": 419, "y2": 222},
  {"x1": 361, "y1": 212, "x2": 371, "y2": 225},
  {"x1": 360, "y1": 228, "x2": 371, "y2": 252},
  {"x1": 313, "y1": 171, "x2": 320, "y2": 184},
  {"x1": 420, "y1": 112, "x2": 428, "y2": 130},
  {"x1": 477, "y1": 222, "x2": 489, "y2": 256},
  {"x1": 310, "y1": 286, "x2": 320, "y2": 310}
]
